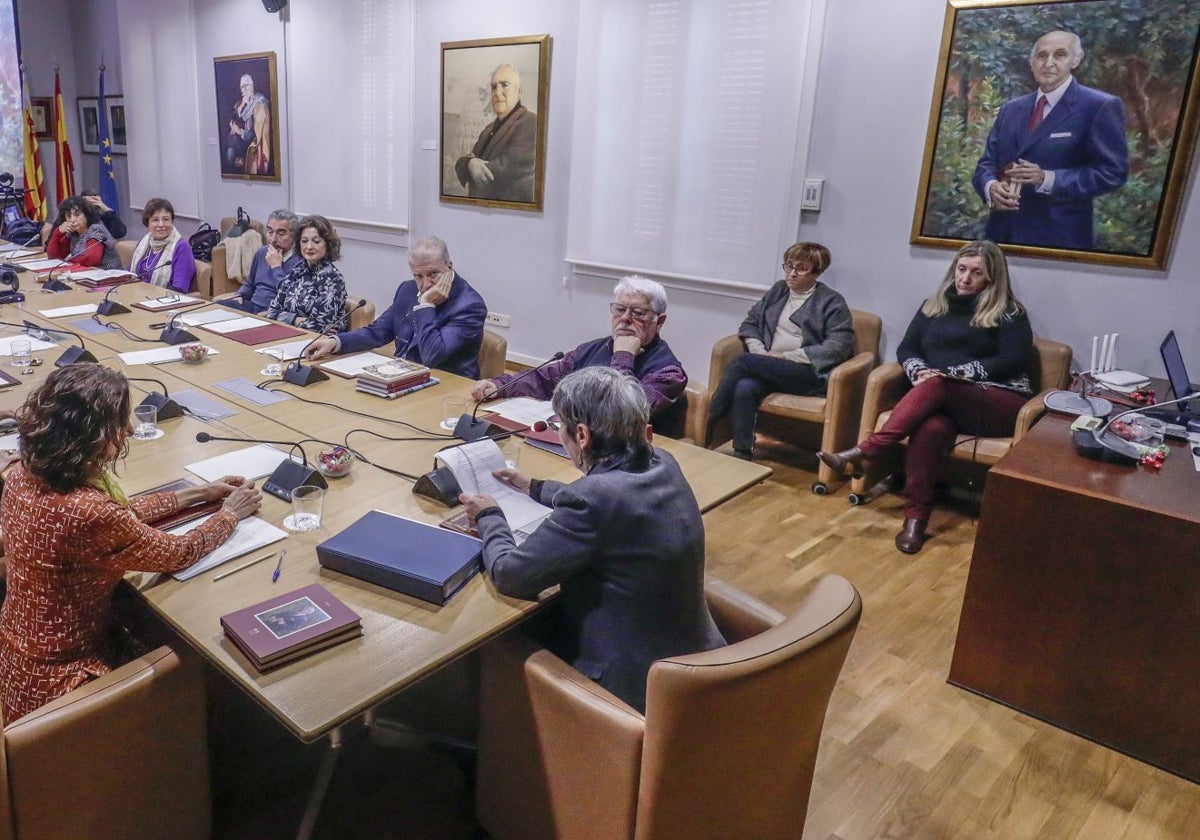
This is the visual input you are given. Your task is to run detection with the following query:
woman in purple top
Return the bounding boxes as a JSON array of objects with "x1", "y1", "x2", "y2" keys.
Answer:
[{"x1": 129, "y1": 198, "x2": 196, "y2": 294}]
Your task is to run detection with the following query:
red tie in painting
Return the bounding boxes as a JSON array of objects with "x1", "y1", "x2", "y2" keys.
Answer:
[{"x1": 1027, "y1": 95, "x2": 1048, "y2": 133}]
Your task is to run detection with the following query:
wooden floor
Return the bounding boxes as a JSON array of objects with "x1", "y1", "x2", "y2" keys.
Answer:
[
  {"x1": 216, "y1": 436, "x2": 1200, "y2": 839},
  {"x1": 704, "y1": 438, "x2": 1200, "y2": 840}
]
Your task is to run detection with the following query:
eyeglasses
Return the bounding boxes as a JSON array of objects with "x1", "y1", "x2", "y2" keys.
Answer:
[
  {"x1": 610, "y1": 303, "x2": 656, "y2": 321},
  {"x1": 782, "y1": 263, "x2": 814, "y2": 275},
  {"x1": 543, "y1": 415, "x2": 561, "y2": 431}
]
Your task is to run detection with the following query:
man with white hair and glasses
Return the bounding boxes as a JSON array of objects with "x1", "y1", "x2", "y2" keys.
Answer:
[{"x1": 470, "y1": 275, "x2": 688, "y2": 435}]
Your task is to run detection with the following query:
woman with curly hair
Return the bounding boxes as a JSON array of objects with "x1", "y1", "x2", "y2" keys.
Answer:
[
  {"x1": 265, "y1": 214, "x2": 348, "y2": 333},
  {"x1": 45, "y1": 195, "x2": 123, "y2": 270},
  {"x1": 0, "y1": 365, "x2": 262, "y2": 723}
]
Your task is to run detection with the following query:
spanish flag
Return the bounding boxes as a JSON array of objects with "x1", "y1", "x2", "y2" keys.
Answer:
[
  {"x1": 53, "y1": 71, "x2": 75, "y2": 203},
  {"x1": 21, "y1": 83, "x2": 46, "y2": 222}
]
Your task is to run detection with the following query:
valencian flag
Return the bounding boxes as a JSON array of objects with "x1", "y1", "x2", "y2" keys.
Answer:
[
  {"x1": 21, "y1": 82, "x2": 46, "y2": 222},
  {"x1": 52, "y1": 70, "x2": 74, "y2": 202},
  {"x1": 96, "y1": 69, "x2": 120, "y2": 215}
]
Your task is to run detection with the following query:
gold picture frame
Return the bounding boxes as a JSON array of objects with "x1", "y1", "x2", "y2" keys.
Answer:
[
  {"x1": 214, "y1": 51, "x2": 282, "y2": 183},
  {"x1": 440, "y1": 34, "x2": 551, "y2": 212},
  {"x1": 911, "y1": 0, "x2": 1200, "y2": 269}
]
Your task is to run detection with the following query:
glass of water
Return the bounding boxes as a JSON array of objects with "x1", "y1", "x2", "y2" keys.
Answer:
[
  {"x1": 289, "y1": 485, "x2": 325, "y2": 532},
  {"x1": 10, "y1": 339, "x2": 31, "y2": 368},
  {"x1": 132, "y1": 404, "x2": 158, "y2": 440}
]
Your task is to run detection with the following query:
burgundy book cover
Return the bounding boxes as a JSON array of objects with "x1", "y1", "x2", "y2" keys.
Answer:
[
  {"x1": 220, "y1": 583, "x2": 361, "y2": 666},
  {"x1": 216, "y1": 322, "x2": 307, "y2": 346}
]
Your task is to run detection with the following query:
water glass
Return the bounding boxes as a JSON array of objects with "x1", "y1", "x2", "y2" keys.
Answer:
[
  {"x1": 132, "y1": 404, "x2": 158, "y2": 440},
  {"x1": 9, "y1": 339, "x2": 31, "y2": 368},
  {"x1": 441, "y1": 396, "x2": 467, "y2": 430},
  {"x1": 289, "y1": 485, "x2": 325, "y2": 532},
  {"x1": 500, "y1": 435, "x2": 522, "y2": 469}
]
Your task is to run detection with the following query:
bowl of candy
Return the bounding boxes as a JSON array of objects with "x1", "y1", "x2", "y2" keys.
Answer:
[
  {"x1": 178, "y1": 343, "x2": 209, "y2": 364},
  {"x1": 317, "y1": 446, "x2": 354, "y2": 477}
]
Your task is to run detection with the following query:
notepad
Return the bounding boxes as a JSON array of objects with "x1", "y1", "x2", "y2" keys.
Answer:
[
  {"x1": 169, "y1": 514, "x2": 288, "y2": 580},
  {"x1": 185, "y1": 443, "x2": 299, "y2": 482},
  {"x1": 118, "y1": 345, "x2": 219, "y2": 365},
  {"x1": 39, "y1": 304, "x2": 99, "y2": 318}
]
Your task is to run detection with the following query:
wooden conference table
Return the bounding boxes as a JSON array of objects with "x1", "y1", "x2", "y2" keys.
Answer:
[
  {"x1": 2, "y1": 281, "x2": 771, "y2": 746},
  {"x1": 948, "y1": 413, "x2": 1200, "y2": 782}
]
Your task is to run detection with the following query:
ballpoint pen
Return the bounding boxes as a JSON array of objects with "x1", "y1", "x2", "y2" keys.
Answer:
[
  {"x1": 272, "y1": 549, "x2": 286, "y2": 583},
  {"x1": 213, "y1": 550, "x2": 276, "y2": 582}
]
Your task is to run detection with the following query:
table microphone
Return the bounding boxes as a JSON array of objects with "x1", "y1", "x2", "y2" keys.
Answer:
[
  {"x1": 283, "y1": 299, "x2": 368, "y2": 387},
  {"x1": 195, "y1": 431, "x2": 328, "y2": 501},
  {"x1": 96, "y1": 282, "x2": 132, "y2": 315},
  {"x1": 42, "y1": 267, "x2": 72, "y2": 292},
  {"x1": 455, "y1": 350, "x2": 564, "y2": 442},
  {"x1": 127, "y1": 375, "x2": 184, "y2": 420},
  {"x1": 159, "y1": 310, "x2": 199, "y2": 345},
  {"x1": 1073, "y1": 392, "x2": 1197, "y2": 465},
  {"x1": 3, "y1": 319, "x2": 98, "y2": 366}
]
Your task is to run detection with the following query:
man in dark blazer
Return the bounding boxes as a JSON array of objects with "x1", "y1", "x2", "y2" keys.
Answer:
[
  {"x1": 460, "y1": 367, "x2": 726, "y2": 713},
  {"x1": 303, "y1": 235, "x2": 487, "y2": 378},
  {"x1": 972, "y1": 30, "x2": 1128, "y2": 250},
  {"x1": 454, "y1": 64, "x2": 537, "y2": 203}
]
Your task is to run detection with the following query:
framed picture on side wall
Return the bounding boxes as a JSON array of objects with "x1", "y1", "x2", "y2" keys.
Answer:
[
  {"x1": 76, "y1": 97, "x2": 128, "y2": 155},
  {"x1": 29, "y1": 97, "x2": 52, "y2": 140},
  {"x1": 214, "y1": 51, "x2": 281, "y2": 182},
  {"x1": 911, "y1": 0, "x2": 1200, "y2": 269},
  {"x1": 440, "y1": 34, "x2": 551, "y2": 212}
]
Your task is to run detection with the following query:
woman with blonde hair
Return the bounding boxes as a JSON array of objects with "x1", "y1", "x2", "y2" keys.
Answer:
[{"x1": 818, "y1": 240, "x2": 1033, "y2": 553}]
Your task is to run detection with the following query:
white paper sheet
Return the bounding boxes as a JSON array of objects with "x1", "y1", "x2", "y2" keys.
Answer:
[
  {"x1": 118, "y1": 345, "x2": 220, "y2": 366},
  {"x1": 0, "y1": 248, "x2": 36, "y2": 258},
  {"x1": 185, "y1": 443, "x2": 298, "y2": 482},
  {"x1": 255, "y1": 340, "x2": 312, "y2": 362},
  {"x1": 137, "y1": 294, "x2": 201, "y2": 310},
  {"x1": 168, "y1": 514, "x2": 288, "y2": 580},
  {"x1": 178, "y1": 309, "x2": 242, "y2": 327},
  {"x1": 437, "y1": 439, "x2": 551, "y2": 542},
  {"x1": 13, "y1": 258, "x2": 66, "y2": 271},
  {"x1": 318, "y1": 352, "x2": 395, "y2": 377},
  {"x1": 484, "y1": 397, "x2": 555, "y2": 426},
  {"x1": 0, "y1": 335, "x2": 59, "y2": 355},
  {"x1": 203, "y1": 316, "x2": 269, "y2": 334},
  {"x1": 38, "y1": 304, "x2": 99, "y2": 318},
  {"x1": 0, "y1": 432, "x2": 19, "y2": 451}
]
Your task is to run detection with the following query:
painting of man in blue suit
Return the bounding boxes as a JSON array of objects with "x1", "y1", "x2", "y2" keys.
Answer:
[{"x1": 972, "y1": 31, "x2": 1128, "y2": 250}]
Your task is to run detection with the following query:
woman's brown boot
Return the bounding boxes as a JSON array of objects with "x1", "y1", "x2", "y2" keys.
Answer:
[
  {"x1": 816, "y1": 446, "x2": 867, "y2": 478},
  {"x1": 894, "y1": 518, "x2": 928, "y2": 554}
]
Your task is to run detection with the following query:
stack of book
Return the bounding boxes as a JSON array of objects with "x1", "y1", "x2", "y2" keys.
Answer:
[
  {"x1": 69, "y1": 269, "x2": 136, "y2": 288},
  {"x1": 220, "y1": 583, "x2": 362, "y2": 672},
  {"x1": 355, "y1": 358, "x2": 435, "y2": 399}
]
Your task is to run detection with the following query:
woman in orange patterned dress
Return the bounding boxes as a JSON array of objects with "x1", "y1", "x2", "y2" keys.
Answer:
[{"x1": 0, "y1": 366, "x2": 263, "y2": 723}]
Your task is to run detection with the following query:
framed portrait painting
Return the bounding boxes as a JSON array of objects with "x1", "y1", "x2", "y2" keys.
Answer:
[
  {"x1": 29, "y1": 97, "x2": 51, "y2": 140},
  {"x1": 440, "y1": 34, "x2": 551, "y2": 212},
  {"x1": 77, "y1": 97, "x2": 128, "y2": 155},
  {"x1": 214, "y1": 51, "x2": 281, "y2": 183},
  {"x1": 911, "y1": 0, "x2": 1200, "y2": 269}
]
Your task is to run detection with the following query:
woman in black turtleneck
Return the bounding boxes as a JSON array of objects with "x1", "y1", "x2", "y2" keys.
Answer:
[{"x1": 818, "y1": 240, "x2": 1033, "y2": 553}]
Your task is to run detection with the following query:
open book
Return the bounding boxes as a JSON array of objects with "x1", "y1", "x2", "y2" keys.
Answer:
[{"x1": 436, "y1": 438, "x2": 551, "y2": 545}]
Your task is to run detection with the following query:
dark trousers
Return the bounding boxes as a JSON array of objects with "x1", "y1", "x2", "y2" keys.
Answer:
[
  {"x1": 707, "y1": 353, "x2": 825, "y2": 454},
  {"x1": 859, "y1": 377, "x2": 1027, "y2": 520},
  {"x1": 223, "y1": 296, "x2": 261, "y2": 314}
]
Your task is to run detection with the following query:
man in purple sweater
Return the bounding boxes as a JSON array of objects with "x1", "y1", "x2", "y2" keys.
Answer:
[{"x1": 470, "y1": 276, "x2": 689, "y2": 436}]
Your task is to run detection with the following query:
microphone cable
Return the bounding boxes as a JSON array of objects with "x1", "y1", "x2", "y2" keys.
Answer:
[{"x1": 257, "y1": 381, "x2": 456, "y2": 437}]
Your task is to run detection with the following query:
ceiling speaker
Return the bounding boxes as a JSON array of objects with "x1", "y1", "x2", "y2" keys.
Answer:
[{"x1": 262, "y1": 0, "x2": 287, "y2": 12}]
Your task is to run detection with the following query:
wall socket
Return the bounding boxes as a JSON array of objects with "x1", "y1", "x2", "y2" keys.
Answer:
[
  {"x1": 801, "y1": 178, "x2": 825, "y2": 211},
  {"x1": 485, "y1": 311, "x2": 511, "y2": 328}
]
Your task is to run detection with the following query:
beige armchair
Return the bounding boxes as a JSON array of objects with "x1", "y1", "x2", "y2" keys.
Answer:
[
  {"x1": 209, "y1": 216, "x2": 267, "y2": 300},
  {"x1": 847, "y1": 336, "x2": 1073, "y2": 504},
  {"x1": 346, "y1": 294, "x2": 376, "y2": 330},
  {"x1": 116, "y1": 239, "x2": 137, "y2": 270},
  {"x1": 479, "y1": 329, "x2": 508, "y2": 380},
  {"x1": 0, "y1": 646, "x2": 210, "y2": 840},
  {"x1": 698, "y1": 309, "x2": 882, "y2": 493},
  {"x1": 475, "y1": 574, "x2": 862, "y2": 840}
]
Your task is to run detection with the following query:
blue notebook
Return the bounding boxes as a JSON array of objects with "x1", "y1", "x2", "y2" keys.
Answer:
[{"x1": 316, "y1": 510, "x2": 482, "y2": 605}]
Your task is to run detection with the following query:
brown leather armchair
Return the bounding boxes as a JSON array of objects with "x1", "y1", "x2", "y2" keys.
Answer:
[
  {"x1": 345, "y1": 294, "x2": 376, "y2": 330},
  {"x1": 847, "y1": 336, "x2": 1073, "y2": 504},
  {"x1": 116, "y1": 239, "x2": 137, "y2": 270},
  {"x1": 479, "y1": 329, "x2": 508, "y2": 380},
  {"x1": 0, "y1": 646, "x2": 210, "y2": 840},
  {"x1": 475, "y1": 575, "x2": 862, "y2": 840},
  {"x1": 697, "y1": 309, "x2": 882, "y2": 493}
]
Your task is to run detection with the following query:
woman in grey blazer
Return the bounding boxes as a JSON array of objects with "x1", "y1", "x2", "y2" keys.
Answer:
[
  {"x1": 459, "y1": 366, "x2": 725, "y2": 713},
  {"x1": 706, "y1": 242, "x2": 854, "y2": 459}
]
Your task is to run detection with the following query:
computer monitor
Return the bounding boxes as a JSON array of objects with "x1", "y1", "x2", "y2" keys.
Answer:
[{"x1": 1160, "y1": 330, "x2": 1196, "y2": 412}]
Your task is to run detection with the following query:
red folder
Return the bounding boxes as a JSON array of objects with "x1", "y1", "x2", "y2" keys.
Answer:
[{"x1": 218, "y1": 323, "x2": 307, "y2": 346}]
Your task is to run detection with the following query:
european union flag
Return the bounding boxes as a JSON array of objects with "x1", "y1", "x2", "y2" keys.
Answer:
[{"x1": 97, "y1": 70, "x2": 120, "y2": 215}]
